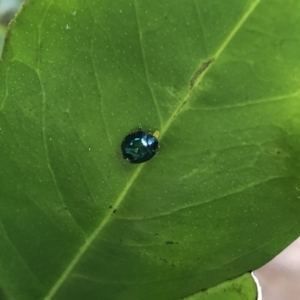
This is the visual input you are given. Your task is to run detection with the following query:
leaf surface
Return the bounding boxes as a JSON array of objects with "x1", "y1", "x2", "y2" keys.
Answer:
[
  {"x1": 0, "y1": 0, "x2": 299, "y2": 299},
  {"x1": 184, "y1": 274, "x2": 256, "y2": 300}
]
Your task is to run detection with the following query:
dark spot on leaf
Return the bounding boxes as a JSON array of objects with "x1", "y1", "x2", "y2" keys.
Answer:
[
  {"x1": 109, "y1": 205, "x2": 112, "y2": 209},
  {"x1": 166, "y1": 241, "x2": 174, "y2": 245},
  {"x1": 166, "y1": 241, "x2": 179, "y2": 245},
  {"x1": 190, "y1": 58, "x2": 214, "y2": 88},
  {"x1": 112, "y1": 209, "x2": 117, "y2": 214}
]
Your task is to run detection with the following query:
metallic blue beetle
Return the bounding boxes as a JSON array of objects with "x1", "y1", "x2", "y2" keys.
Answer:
[{"x1": 121, "y1": 130, "x2": 159, "y2": 163}]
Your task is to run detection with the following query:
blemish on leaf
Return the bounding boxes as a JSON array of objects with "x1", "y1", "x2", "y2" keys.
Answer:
[
  {"x1": 190, "y1": 58, "x2": 214, "y2": 88},
  {"x1": 166, "y1": 241, "x2": 178, "y2": 245},
  {"x1": 110, "y1": 208, "x2": 117, "y2": 216}
]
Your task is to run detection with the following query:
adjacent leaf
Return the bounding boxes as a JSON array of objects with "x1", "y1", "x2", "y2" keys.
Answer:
[
  {"x1": 184, "y1": 274, "x2": 256, "y2": 300},
  {"x1": 0, "y1": 0, "x2": 299, "y2": 299}
]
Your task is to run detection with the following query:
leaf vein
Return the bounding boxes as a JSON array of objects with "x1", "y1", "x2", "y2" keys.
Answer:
[
  {"x1": 119, "y1": 175, "x2": 289, "y2": 221},
  {"x1": 0, "y1": 216, "x2": 43, "y2": 286},
  {"x1": 134, "y1": 0, "x2": 162, "y2": 127},
  {"x1": 89, "y1": 23, "x2": 113, "y2": 149},
  {"x1": 191, "y1": 91, "x2": 300, "y2": 111},
  {"x1": 36, "y1": 0, "x2": 86, "y2": 238}
]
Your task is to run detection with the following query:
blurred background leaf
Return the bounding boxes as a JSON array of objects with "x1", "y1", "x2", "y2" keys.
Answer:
[
  {"x1": 184, "y1": 274, "x2": 256, "y2": 300},
  {"x1": 0, "y1": 24, "x2": 5, "y2": 51},
  {"x1": 0, "y1": 0, "x2": 24, "y2": 52},
  {"x1": 0, "y1": 0, "x2": 23, "y2": 25}
]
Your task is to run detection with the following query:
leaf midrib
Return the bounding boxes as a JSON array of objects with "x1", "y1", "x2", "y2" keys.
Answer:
[{"x1": 44, "y1": 0, "x2": 260, "y2": 298}]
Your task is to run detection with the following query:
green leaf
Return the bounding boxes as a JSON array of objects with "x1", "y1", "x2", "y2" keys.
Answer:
[
  {"x1": 0, "y1": 0, "x2": 299, "y2": 299},
  {"x1": 184, "y1": 274, "x2": 257, "y2": 300}
]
